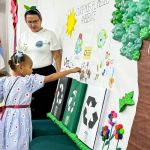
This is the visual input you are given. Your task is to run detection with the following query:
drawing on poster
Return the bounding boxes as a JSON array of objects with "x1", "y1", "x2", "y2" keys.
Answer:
[
  {"x1": 83, "y1": 46, "x2": 92, "y2": 60},
  {"x1": 63, "y1": 57, "x2": 74, "y2": 69},
  {"x1": 65, "y1": 9, "x2": 77, "y2": 37},
  {"x1": 97, "y1": 29, "x2": 107, "y2": 48},
  {"x1": 100, "y1": 49, "x2": 115, "y2": 88},
  {"x1": 80, "y1": 61, "x2": 91, "y2": 82},
  {"x1": 74, "y1": 33, "x2": 83, "y2": 59}
]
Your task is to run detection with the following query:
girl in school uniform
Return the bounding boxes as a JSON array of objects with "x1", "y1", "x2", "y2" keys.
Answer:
[{"x1": 0, "y1": 51, "x2": 80, "y2": 150}]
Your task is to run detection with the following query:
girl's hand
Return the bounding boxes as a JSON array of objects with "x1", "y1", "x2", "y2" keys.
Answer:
[{"x1": 71, "y1": 67, "x2": 81, "y2": 73}]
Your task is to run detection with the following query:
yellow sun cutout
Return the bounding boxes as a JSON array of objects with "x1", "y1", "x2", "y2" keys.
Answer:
[{"x1": 65, "y1": 9, "x2": 77, "y2": 37}]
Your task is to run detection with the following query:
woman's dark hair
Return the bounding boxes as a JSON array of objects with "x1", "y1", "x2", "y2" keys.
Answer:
[
  {"x1": 8, "y1": 51, "x2": 28, "y2": 70},
  {"x1": 24, "y1": 9, "x2": 42, "y2": 21}
]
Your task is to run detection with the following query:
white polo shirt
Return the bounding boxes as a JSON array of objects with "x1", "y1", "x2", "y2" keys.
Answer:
[{"x1": 18, "y1": 28, "x2": 61, "y2": 69}]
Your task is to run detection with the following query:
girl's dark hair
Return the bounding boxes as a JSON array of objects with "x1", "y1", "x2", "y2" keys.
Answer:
[
  {"x1": 24, "y1": 9, "x2": 42, "y2": 21},
  {"x1": 8, "y1": 51, "x2": 28, "y2": 70}
]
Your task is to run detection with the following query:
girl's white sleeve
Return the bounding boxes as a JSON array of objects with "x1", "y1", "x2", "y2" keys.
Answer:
[{"x1": 25, "y1": 74, "x2": 45, "y2": 93}]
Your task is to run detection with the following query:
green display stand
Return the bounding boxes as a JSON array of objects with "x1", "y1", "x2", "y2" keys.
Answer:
[
  {"x1": 32, "y1": 120, "x2": 63, "y2": 139},
  {"x1": 30, "y1": 135, "x2": 80, "y2": 150},
  {"x1": 62, "y1": 79, "x2": 87, "y2": 132},
  {"x1": 47, "y1": 112, "x2": 91, "y2": 150}
]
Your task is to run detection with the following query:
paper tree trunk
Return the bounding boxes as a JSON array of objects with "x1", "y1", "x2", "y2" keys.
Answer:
[
  {"x1": 128, "y1": 40, "x2": 150, "y2": 150},
  {"x1": 76, "y1": 85, "x2": 109, "y2": 149},
  {"x1": 62, "y1": 79, "x2": 87, "y2": 133},
  {"x1": 51, "y1": 77, "x2": 72, "y2": 120}
]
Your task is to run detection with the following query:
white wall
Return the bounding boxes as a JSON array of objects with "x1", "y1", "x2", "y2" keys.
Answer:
[
  {"x1": 0, "y1": 0, "x2": 38, "y2": 73},
  {"x1": 17, "y1": 0, "x2": 38, "y2": 40},
  {"x1": 0, "y1": 0, "x2": 8, "y2": 71}
]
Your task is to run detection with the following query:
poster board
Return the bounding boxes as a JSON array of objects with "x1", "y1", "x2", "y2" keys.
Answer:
[
  {"x1": 62, "y1": 79, "x2": 87, "y2": 132},
  {"x1": 51, "y1": 77, "x2": 72, "y2": 120},
  {"x1": 37, "y1": 0, "x2": 139, "y2": 149},
  {"x1": 76, "y1": 85, "x2": 109, "y2": 149}
]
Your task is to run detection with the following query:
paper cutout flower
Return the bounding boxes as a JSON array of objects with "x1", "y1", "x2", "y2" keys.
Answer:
[
  {"x1": 100, "y1": 111, "x2": 124, "y2": 150},
  {"x1": 119, "y1": 91, "x2": 135, "y2": 112},
  {"x1": 114, "y1": 124, "x2": 124, "y2": 150},
  {"x1": 114, "y1": 124, "x2": 124, "y2": 140},
  {"x1": 100, "y1": 125, "x2": 110, "y2": 141},
  {"x1": 108, "y1": 111, "x2": 117, "y2": 126}
]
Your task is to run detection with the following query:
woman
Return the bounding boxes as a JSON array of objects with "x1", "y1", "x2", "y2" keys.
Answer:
[{"x1": 18, "y1": 7, "x2": 62, "y2": 119}]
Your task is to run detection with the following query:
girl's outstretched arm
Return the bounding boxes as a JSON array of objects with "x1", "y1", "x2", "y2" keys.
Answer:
[{"x1": 44, "y1": 67, "x2": 80, "y2": 83}]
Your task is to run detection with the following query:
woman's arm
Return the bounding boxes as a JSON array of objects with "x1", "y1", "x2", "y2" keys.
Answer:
[
  {"x1": 44, "y1": 67, "x2": 80, "y2": 83},
  {"x1": 52, "y1": 50, "x2": 62, "y2": 72}
]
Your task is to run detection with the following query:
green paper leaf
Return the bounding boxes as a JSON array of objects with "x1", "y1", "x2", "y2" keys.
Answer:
[
  {"x1": 24, "y1": 5, "x2": 31, "y2": 11},
  {"x1": 30, "y1": 6, "x2": 37, "y2": 10},
  {"x1": 116, "y1": 148, "x2": 122, "y2": 150},
  {"x1": 119, "y1": 91, "x2": 135, "y2": 112}
]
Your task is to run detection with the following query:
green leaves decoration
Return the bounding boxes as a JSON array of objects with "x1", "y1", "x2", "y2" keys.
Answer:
[
  {"x1": 112, "y1": 0, "x2": 150, "y2": 60},
  {"x1": 24, "y1": 5, "x2": 37, "y2": 11},
  {"x1": 119, "y1": 91, "x2": 135, "y2": 112}
]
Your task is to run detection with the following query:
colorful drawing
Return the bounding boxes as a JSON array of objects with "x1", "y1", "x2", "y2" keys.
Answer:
[
  {"x1": 75, "y1": 33, "x2": 83, "y2": 55},
  {"x1": 65, "y1": 9, "x2": 77, "y2": 37},
  {"x1": 97, "y1": 29, "x2": 107, "y2": 48},
  {"x1": 119, "y1": 91, "x2": 135, "y2": 112},
  {"x1": 80, "y1": 62, "x2": 91, "y2": 82},
  {"x1": 108, "y1": 68, "x2": 115, "y2": 89},
  {"x1": 100, "y1": 50, "x2": 115, "y2": 88},
  {"x1": 83, "y1": 46, "x2": 92, "y2": 60}
]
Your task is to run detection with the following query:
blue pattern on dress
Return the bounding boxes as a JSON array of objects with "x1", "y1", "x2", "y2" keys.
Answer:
[{"x1": 0, "y1": 74, "x2": 44, "y2": 150}]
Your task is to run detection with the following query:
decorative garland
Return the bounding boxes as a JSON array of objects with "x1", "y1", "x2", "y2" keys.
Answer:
[
  {"x1": 11, "y1": 0, "x2": 18, "y2": 53},
  {"x1": 111, "y1": 0, "x2": 150, "y2": 61},
  {"x1": 47, "y1": 113, "x2": 91, "y2": 150}
]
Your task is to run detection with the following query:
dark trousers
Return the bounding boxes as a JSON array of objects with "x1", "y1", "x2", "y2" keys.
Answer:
[{"x1": 31, "y1": 65, "x2": 58, "y2": 119}]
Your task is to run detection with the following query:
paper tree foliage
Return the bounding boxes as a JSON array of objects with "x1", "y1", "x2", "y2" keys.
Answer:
[{"x1": 112, "y1": 0, "x2": 150, "y2": 61}]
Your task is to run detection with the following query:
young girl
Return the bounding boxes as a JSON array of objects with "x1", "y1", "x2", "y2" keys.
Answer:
[{"x1": 0, "y1": 51, "x2": 80, "y2": 150}]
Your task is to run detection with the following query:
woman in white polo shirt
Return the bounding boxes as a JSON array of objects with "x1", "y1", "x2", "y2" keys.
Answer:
[{"x1": 18, "y1": 7, "x2": 62, "y2": 119}]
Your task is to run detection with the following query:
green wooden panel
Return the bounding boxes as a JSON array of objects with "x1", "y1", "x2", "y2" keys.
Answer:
[{"x1": 62, "y1": 79, "x2": 87, "y2": 132}]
